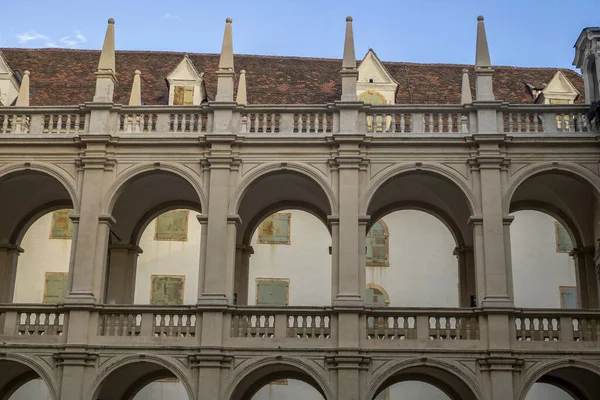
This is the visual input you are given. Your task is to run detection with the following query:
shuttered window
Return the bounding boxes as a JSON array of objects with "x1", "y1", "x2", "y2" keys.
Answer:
[
  {"x1": 560, "y1": 286, "x2": 578, "y2": 309},
  {"x1": 43, "y1": 272, "x2": 69, "y2": 304},
  {"x1": 256, "y1": 279, "x2": 289, "y2": 306},
  {"x1": 50, "y1": 209, "x2": 74, "y2": 239},
  {"x1": 151, "y1": 275, "x2": 185, "y2": 305},
  {"x1": 366, "y1": 220, "x2": 389, "y2": 267},
  {"x1": 155, "y1": 210, "x2": 189, "y2": 241},
  {"x1": 258, "y1": 213, "x2": 291, "y2": 244},
  {"x1": 173, "y1": 86, "x2": 194, "y2": 105},
  {"x1": 555, "y1": 222, "x2": 573, "y2": 253}
]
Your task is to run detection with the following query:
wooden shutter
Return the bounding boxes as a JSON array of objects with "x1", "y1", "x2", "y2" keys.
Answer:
[
  {"x1": 151, "y1": 276, "x2": 184, "y2": 305},
  {"x1": 183, "y1": 87, "x2": 194, "y2": 105},
  {"x1": 173, "y1": 86, "x2": 185, "y2": 105},
  {"x1": 44, "y1": 272, "x2": 68, "y2": 304},
  {"x1": 257, "y1": 280, "x2": 288, "y2": 306},
  {"x1": 561, "y1": 287, "x2": 578, "y2": 309},
  {"x1": 273, "y1": 214, "x2": 290, "y2": 244},
  {"x1": 50, "y1": 209, "x2": 74, "y2": 239},
  {"x1": 365, "y1": 236, "x2": 374, "y2": 263},
  {"x1": 555, "y1": 222, "x2": 573, "y2": 252},
  {"x1": 366, "y1": 221, "x2": 387, "y2": 266},
  {"x1": 365, "y1": 288, "x2": 386, "y2": 307},
  {"x1": 155, "y1": 210, "x2": 188, "y2": 241}
]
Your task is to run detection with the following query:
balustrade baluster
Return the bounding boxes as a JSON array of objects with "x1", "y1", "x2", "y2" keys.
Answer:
[
  {"x1": 525, "y1": 114, "x2": 531, "y2": 132},
  {"x1": 448, "y1": 114, "x2": 454, "y2": 133},
  {"x1": 399, "y1": 114, "x2": 406, "y2": 133},
  {"x1": 437, "y1": 114, "x2": 443, "y2": 132},
  {"x1": 389, "y1": 114, "x2": 396, "y2": 133},
  {"x1": 427, "y1": 113, "x2": 433, "y2": 132}
]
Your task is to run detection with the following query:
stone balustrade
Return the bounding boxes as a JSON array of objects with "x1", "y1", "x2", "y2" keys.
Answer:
[
  {"x1": 0, "y1": 107, "x2": 89, "y2": 134},
  {"x1": 364, "y1": 105, "x2": 470, "y2": 134},
  {"x1": 0, "y1": 305, "x2": 65, "y2": 338},
  {"x1": 239, "y1": 105, "x2": 336, "y2": 134},
  {"x1": 501, "y1": 104, "x2": 598, "y2": 133}
]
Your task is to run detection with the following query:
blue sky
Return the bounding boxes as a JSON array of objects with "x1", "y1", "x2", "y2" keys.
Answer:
[{"x1": 0, "y1": 0, "x2": 598, "y2": 69}]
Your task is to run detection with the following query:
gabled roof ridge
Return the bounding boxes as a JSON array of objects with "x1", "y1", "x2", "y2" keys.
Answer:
[{"x1": 0, "y1": 47, "x2": 581, "y2": 73}]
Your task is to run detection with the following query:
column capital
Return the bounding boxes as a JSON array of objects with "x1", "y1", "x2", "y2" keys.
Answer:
[
  {"x1": 0, "y1": 244, "x2": 24, "y2": 253},
  {"x1": 502, "y1": 215, "x2": 515, "y2": 225},
  {"x1": 358, "y1": 215, "x2": 371, "y2": 225},
  {"x1": 98, "y1": 214, "x2": 116, "y2": 227},
  {"x1": 107, "y1": 243, "x2": 143, "y2": 254},
  {"x1": 236, "y1": 244, "x2": 254, "y2": 255},
  {"x1": 453, "y1": 245, "x2": 474, "y2": 256},
  {"x1": 569, "y1": 245, "x2": 595, "y2": 257},
  {"x1": 468, "y1": 215, "x2": 483, "y2": 226},
  {"x1": 227, "y1": 214, "x2": 242, "y2": 226},
  {"x1": 327, "y1": 215, "x2": 340, "y2": 225},
  {"x1": 196, "y1": 214, "x2": 209, "y2": 225},
  {"x1": 477, "y1": 356, "x2": 523, "y2": 372}
]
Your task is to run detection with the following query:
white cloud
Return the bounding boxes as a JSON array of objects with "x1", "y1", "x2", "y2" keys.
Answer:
[
  {"x1": 15, "y1": 30, "x2": 86, "y2": 48},
  {"x1": 162, "y1": 13, "x2": 180, "y2": 20}
]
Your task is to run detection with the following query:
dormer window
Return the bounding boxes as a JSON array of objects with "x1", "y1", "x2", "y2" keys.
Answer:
[
  {"x1": 173, "y1": 86, "x2": 195, "y2": 105},
  {"x1": 166, "y1": 55, "x2": 204, "y2": 106}
]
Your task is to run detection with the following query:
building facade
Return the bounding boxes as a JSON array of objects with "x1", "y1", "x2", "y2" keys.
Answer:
[{"x1": 0, "y1": 15, "x2": 599, "y2": 400}]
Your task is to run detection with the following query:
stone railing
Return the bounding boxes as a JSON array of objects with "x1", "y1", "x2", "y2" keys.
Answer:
[
  {"x1": 238, "y1": 105, "x2": 337, "y2": 134},
  {"x1": 501, "y1": 104, "x2": 598, "y2": 134},
  {"x1": 0, "y1": 107, "x2": 89, "y2": 134},
  {"x1": 363, "y1": 105, "x2": 471, "y2": 134},
  {"x1": 96, "y1": 306, "x2": 198, "y2": 339},
  {"x1": 229, "y1": 307, "x2": 333, "y2": 339},
  {"x1": 365, "y1": 308, "x2": 480, "y2": 341},
  {"x1": 117, "y1": 105, "x2": 212, "y2": 134},
  {"x1": 512, "y1": 309, "x2": 600, "y2": 343},
  {"x1": 0, "y1": 305, "x2": 65, "y2": 337}
]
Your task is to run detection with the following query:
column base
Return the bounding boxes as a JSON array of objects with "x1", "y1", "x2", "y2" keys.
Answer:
[
  {"x1": 333, "y1": 293, "x2": 363, "y2": 308},
  {"x1": 481, "y1": 295, "x2": 514, "y2": 309},
  {"x1": 197, "y1": 293, "x2": 229, "y2": 306},
  {"x1": 64, "y1": 292, "x2": 96, "y2": 306}
]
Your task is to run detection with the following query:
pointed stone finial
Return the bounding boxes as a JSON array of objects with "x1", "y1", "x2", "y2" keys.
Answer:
[
  {"x1": 98, "y1": 18, "x2": 116, "y2": 73},
  {"x1": 218, "y1": 18, "x2": 234, "y2": 71},
  {"x1": 15, "y1": 70, "x2": 30, "y2": 107},
  {"x1": 128, "y1": 70, "x2": 142, "y2": 106},
  {"x1": 93, "y1": 18, "x2": 118, "y2": 102},
  {"x1": 475, "y1": 16, "x2": 491, "y2": 68},
  {"x1": 215, "y1": 17, "x2": 236, "y2": 102},
  {"x1": 474, "y1": 16, "x2": 495, "y2": 101},
  {"x1": 342, "y1": 16, "x2": 356, "y2": 69},
  {"x1": 461, "y1": 69, "x2": 472, "y2": 105},
  {"x1": 340, "y1": 16, "x2": 358, "y2": 102},
  {"x1": 237, "y1": 69, "x2": 247, "y2": 105}
]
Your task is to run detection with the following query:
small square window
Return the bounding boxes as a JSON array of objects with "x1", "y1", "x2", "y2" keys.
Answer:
[
  {"x1": 43, "y1": 272, "x2": 69, "y2": 304},
  {"x1": 50, "y1": 209, "x2": 74, "y2": 239},
  {"x1": 256, "y1": 278, "x2": 289, "y2": 306},
  {"x1": 258, "y1": 213, "x2": 291, "y2": 245},
  {"x1": 173, "y1": 86, "x2": 195, "y2": 105},
  {"x1": 155, "y1": 210, "x2": 189, "y2": 241},
  {"x1": 150, "y1": 275, "x2": 185, "y2": 305},
  {"x1": 560, "y1": 286, "x2": 578, "y2": 309}
]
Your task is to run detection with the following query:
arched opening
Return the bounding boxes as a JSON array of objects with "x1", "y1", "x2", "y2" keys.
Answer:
[
  {"x1": 105, "y1": 170, "x2": 203, "y2": 304},
  {"x1": 522, "y1": 366, "x2": 600, "y2": 400},
  {"x1": 365, "y1": 170, "x2": 475, "y2": 307},
  {"x1": 0, "y1": 360, "x2": 54, "y2": 400},
  {"x1": 229, "y1": 361, "x2": 329, "y2": 400},
  {"x1": 246, "y1": 209, "x2": 331, "y2": 306},
  {"x1": 369, "y1": 364, "x2": 479, "y2": 400},
  {"x1": 508, "y1": 169, "x2": 600, "y2": 309},
  {"x1": 93, "y1": 361, "x2": 191, "y2": 400},
  {"x1": 233, "y1": 168, "x2": 334, "y2": 306},
  {"x1": 0, "y1": 169, "x2": 75, "y2": 304}
]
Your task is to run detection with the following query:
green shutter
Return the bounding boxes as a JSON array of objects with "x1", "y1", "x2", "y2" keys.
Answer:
[
  {"x1": 273, "y1": 214, "x2": 290, "y2": 244},
  {"x1": 561, "y1": 287, "x2": 578, "y2": 309},
  {"x1": 50, "y1": 209, "x2": 74, "y2": 239},
  {"x1": 151, "y1": 278, "x2": 167, "y2": 305},
  {"x1": 155, "y1": 211, "x2": 188, "y2": 241},
  {"x1": 166, "y1": 278, "x2": 184, "y2": 305},
  {"x1": 257, "y1": 280, "x2": 288, "y2": 306},
  {"x1": 366, "y1": 236, "x2": 374, "y2": 262},
  {"x1": 151, "y1": 276, "x2": 184, "y2": 305},
  {"x1": 556, "y1": 222, "x2": 573, "y2": 252},
  {"x1": 365, "y1": 288, "x2": 386, "y2": 307},
  {"x1": 44, "y1": 273, "x2": 68, "y2": 304}
]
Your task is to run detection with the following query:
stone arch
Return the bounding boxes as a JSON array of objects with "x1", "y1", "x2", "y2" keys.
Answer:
[
  {"x1": 366, "y1": 282, "x2": 390, "y2": 305},
  {"x1": 224, "y1": 355, "x2": 333, "y2": 400},
  {"x1": 229, "y1": 162, "x2": 337, "y2": 217},
  {"x1": 517, "y1": 359, "x2": 600, "y2": 400},
  {"x1": 365, "y1": 357, "x2": 484, "y2": 400},
  {"x1": 130, "y1": 200, "x2": 202, "y2": 247},
  {"x1": 241, "y1": 200, "x2": 330, "y2": 246},
  {"x1": 0, "y1": 353, "x2": 59, "y2": 400},
  {"x1": 368, "y1": 201, "x2": 466, "y2": 247},
  {"x1": 504, "y1": 162, "x2": 600, "y2": 213},
  {"x1": 361, "y1": 162, "x2": 479, "y2": 217},
  {"x1": 88, "y1": 354, "x2": 196, "y2": 400},
  {"x1": 0, "y1": 162, "x2": 79, "y2": 212},
  {"x1": 102, "y1": 162, "x2": 207, "y2": 215}
]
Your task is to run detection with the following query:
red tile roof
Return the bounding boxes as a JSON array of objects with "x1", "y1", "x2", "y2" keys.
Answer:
[{"x1": 0, "y1": 48, "x2": 585, "y2": 106}]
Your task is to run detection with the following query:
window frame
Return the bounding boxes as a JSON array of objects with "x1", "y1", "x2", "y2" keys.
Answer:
[
  {"x1": 257, "y1": 213, "x2": 292, "y2": 245},
  {"x1": 154, "y1": 210, "x2": 190, "y2": 242},
  {"x1": 366, "y1": 219, "x2": 390, "y2": 267},
  {"x1": 150, "y1": 274, "x2": 186, "y2": 306},
  {"x1": 255, "y1": 277, "x2": 290, "y2": 306},
  {"x1": 559, "y1": 286, "x2": 578, "y2": 309},
  {"x1": 172, "y1": 85, "x2": 195, "y2": 106}
]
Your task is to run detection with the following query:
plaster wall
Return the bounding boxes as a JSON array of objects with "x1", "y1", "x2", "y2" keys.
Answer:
[{"x1": 13, "y1": 212, "x2": 71, "y2": 303}]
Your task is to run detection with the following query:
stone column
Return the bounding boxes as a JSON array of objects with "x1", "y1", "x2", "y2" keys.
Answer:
[
  {"x1": 572, "y1": 246, "x2": 599, "y2": 309},
  {"x1": 455, "y1": 245, "x2": 476, "y2": 307},
  {"x1": 328, "y1": 216, "x2": 340, "y2": 302},
  {"x1": 0, "y1": 244, "x2": 22, "y2": 303},
  {"x1": 105, "y1": 244, "x2": 142, "y2": 304},
  {"x1": 233, "y1": 244, "x2": 253, "y2": 305}
]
